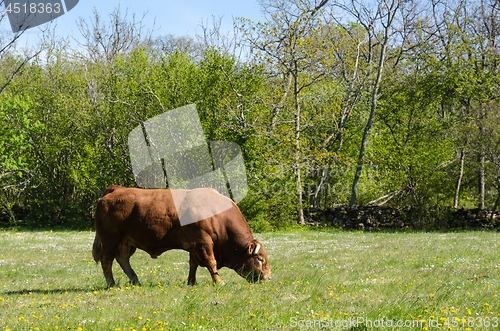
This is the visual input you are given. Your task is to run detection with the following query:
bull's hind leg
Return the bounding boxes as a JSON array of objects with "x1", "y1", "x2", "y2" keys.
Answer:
[
  {"x1": 101, "y1": 254, "x2": 116, "y2": 289},
  {"x1": 116, "y1": 243, "x2": 141, "y2": 286},
  {"x1": 187, "y1": 252, "x2": 198, "y2": 286},
  {"x1": 100, "y1": 241, "x2": 120, "y2": 289}
]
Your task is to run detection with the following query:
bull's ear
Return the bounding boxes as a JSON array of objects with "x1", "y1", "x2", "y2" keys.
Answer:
[
  {"x1": 247, "y1": 242, "x2": 256, "y2": 255},
  {"x1": 247, "y1": 241, "x2": 261, "y2": 255}
]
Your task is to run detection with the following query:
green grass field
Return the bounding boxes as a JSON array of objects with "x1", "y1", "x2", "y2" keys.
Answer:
[{"x1": 0, "y1": 228, "x2": 498, "y2": 330}]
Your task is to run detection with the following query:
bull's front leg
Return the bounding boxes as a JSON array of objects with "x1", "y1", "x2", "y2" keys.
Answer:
[
  {"x1": 206, "y1": 259, "x2": 225, "y2": 285},
  {"x1": 192, "y1": 245, "x2": 225, "y2": 285}
]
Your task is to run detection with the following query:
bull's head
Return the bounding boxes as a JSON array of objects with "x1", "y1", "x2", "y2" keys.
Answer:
[{"x1": 235, "y1": 240, "x2": 271, "y2": 283}]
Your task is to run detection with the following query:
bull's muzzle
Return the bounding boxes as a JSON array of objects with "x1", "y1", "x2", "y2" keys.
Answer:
[{"x1": 256, "y1": 271, "x2": 271, "y2": 283}]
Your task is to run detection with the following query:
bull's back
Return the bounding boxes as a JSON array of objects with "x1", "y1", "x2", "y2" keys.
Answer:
[{"x1": 96, "y1": 186, "x2": 177, "y2": 232}]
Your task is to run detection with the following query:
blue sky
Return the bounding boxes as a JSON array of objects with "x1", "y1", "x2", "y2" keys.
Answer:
[{"x1": 2, "y1": 1, "x2": 264, "y2": 46}]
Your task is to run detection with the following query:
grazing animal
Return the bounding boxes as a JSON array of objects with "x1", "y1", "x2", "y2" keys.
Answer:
[{"x1": 92, "y1": 185, "x2": 271, "y2": 288}]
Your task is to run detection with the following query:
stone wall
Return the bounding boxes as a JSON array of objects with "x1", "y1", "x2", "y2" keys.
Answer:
[{"x1": 308, "y1": 206, "x2": 500, "y2": 230}]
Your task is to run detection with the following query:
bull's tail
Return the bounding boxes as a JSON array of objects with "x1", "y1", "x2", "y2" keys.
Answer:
[
  {"x1": 92, "y1": 234, "x2": 102, "y2": 264},
  {"x1": 93, "y1": 190, "x2": 109, "y2": 264}
]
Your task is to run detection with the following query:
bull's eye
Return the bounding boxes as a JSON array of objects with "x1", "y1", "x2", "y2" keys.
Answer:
[{"x1": 257, "y1": 257, "x2": 265, "y2": 265}]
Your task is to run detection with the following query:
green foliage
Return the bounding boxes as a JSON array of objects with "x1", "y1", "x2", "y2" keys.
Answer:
[
  {"x1": 0, "y1": 43, "x2": 268, "y2": 228},
  {"x1": 0, "y1": 97, "x2": 35, "y2": 172},
  {"x1": 374, "y1": 69, "x2": 456, "y2": 207},
  {"x1": 2, "y1": 1, "x2": 500, "y2": 230},
  {"x1": 0, "y1": 96, "x2": 43, "y2": 224}
]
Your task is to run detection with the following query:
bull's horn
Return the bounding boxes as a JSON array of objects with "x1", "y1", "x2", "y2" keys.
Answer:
[{"x1": 253, "y1": 243, "x2": 261, "y2": 255}]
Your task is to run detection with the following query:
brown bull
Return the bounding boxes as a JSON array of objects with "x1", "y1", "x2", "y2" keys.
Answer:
[{"x1": 92, "y1": 185, "x2": 271, "y2": 288}]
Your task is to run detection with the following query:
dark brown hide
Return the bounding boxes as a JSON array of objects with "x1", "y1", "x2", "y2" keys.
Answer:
[{"x1": 93, "y1": 185, "x2": 271, "y2": 288}]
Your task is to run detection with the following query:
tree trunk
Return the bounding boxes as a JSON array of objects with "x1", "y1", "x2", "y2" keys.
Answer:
[
  {"x1": 293, "y1": 64, "x2": 305, "y2": 224},
  {"x1": 349, "y1": 0, "x2": 399, "y2": 207},
  {"x1": 478, "y1": 107, "x2": 486, "y2": 209},
  {"x1": 350, "y1": 42, "x2": 389, "y2": 207},
  {"x1": 490, "y1": 186, "x2": 500, "y2": 221},
  {"x1": 453, "y1": 149, "x2": 465, "y2": 208},
  {"x1": 478, "y1": 152, "x2": 485, "y2": 209}
]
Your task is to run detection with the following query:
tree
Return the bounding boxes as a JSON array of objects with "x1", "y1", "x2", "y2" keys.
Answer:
[
  {"x1": 0, "y1": 0, "x2": 47, "y2": 94},
  {"x1": 334, "y1": 0, "x2": 406, "y2": 207},
  {"x1": 480, "y1": 103, "x2": 500, "y2": 216},
  {"x1": 309, "y1": 22, "x2": 372, "y2": 208},
  {"x1": 421, "y1": 0, "x2": 500, "y2": 208},
  {"x1": 75, "y1": 6, "x2": 154, "y2": 63},
  {"x1": 238, "y1": 0, "x2": 337, "y2": 224},
  {"x1": 153, "y1": 34, "x2": 204, "y2": 61}
]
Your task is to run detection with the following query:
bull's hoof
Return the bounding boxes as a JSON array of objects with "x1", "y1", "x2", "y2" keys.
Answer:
[
  {"x1": 105, "y1": 281, "x2": 116, "y2": 290},
  {"x1": 187, "y1": 279, "x2": 197, "y2": 286}
]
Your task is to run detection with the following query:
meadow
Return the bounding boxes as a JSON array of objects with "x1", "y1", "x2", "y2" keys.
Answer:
[{"x1": 0, "y1": 228, "x2": 498, "y2": 330}]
